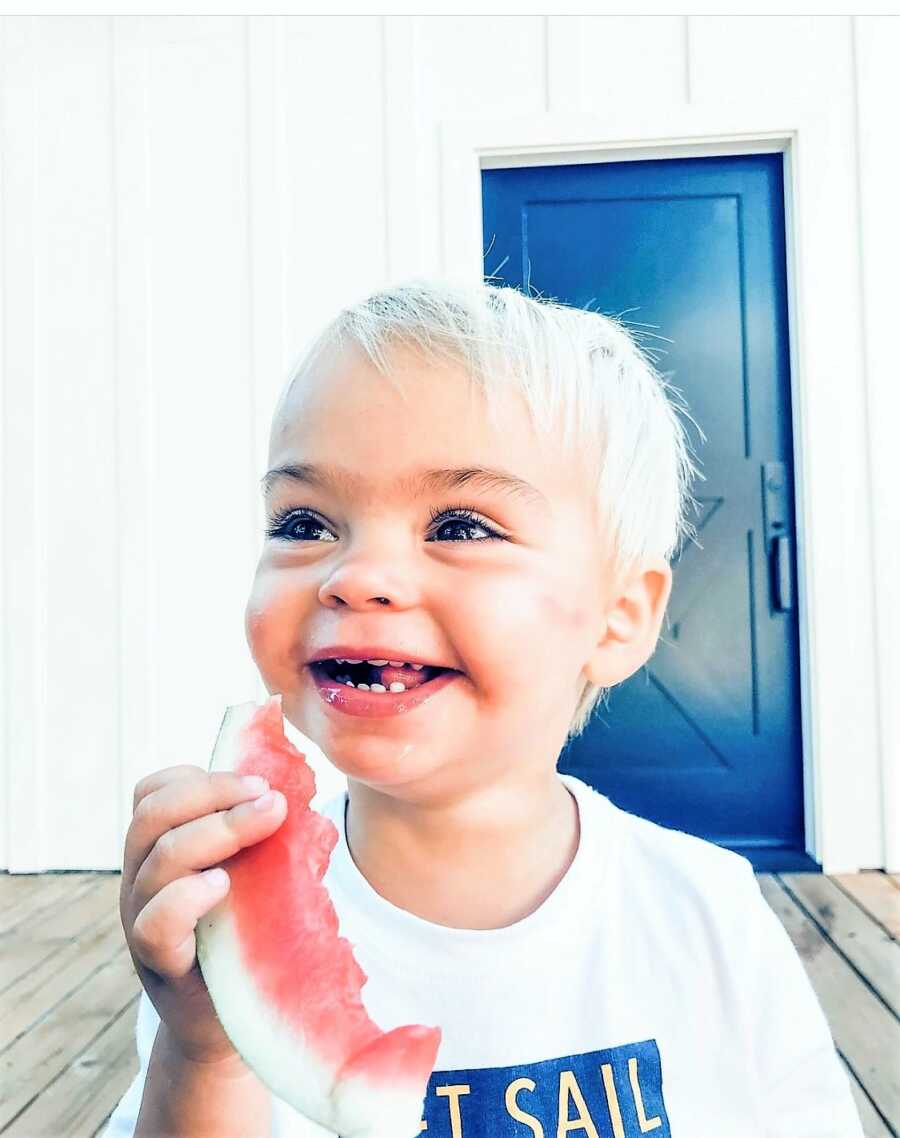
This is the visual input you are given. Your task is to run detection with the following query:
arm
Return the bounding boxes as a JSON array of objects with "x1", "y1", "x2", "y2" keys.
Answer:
[
  {"x1": 134, "y1": 1021, "x2": 272, "y2": 1138},
  {"x1": 103, "y1": 990, "x2": 272, "y2": 1138}
]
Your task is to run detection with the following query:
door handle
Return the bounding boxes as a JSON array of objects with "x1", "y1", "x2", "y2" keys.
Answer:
[
  {"x1": 773, "y1": 534, "x2": 793, "y2": 611},
  {"x1": 762, "y1": 462, "x2": 793, "y2": 613}
]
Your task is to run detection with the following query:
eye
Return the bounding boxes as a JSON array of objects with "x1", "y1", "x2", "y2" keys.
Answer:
[
  {"x1": 426, "y1": 505, "x2": 505, "y2": 543},
  {"x1": 265, "y1": 508, "x2": 337, "y2": 543}
]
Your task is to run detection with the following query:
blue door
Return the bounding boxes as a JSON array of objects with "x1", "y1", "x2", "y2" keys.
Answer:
[{"x1": 483, "y1": 154, "x2": 813, "y2": 871}]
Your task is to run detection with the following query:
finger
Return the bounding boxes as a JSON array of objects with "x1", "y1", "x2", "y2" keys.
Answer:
[
  {"x1": 123, "y1": 771, "x2": 274, "y2": 893},
  {"x1": 133, "y1": 765, "x2": 206, "y2": 815},
  {"x1": 131, "y1": 867, "x2": 232, "y2": 980},
  {"x1": 130, "y1": 789, "x2": 286, "y2": 916}
]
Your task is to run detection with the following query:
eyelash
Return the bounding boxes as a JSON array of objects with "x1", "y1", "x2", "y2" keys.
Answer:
[{"x1": 264, "y1": 504, "x2": 506, "y2": 543}]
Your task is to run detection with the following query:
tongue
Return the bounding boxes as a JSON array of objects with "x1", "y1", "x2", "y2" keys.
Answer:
[{"x1": 377, "y1": 664, "x2": 436, "y2": 690}]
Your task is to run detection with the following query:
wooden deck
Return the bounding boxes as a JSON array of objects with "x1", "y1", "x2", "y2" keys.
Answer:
[{"x1": 0, "y1": 870, "x2": 897, "y2": 1137}]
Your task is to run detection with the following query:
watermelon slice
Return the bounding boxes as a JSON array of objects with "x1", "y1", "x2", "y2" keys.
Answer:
[{"x1": 195, "y1": 694, "x2": 442, "y2": 1138}]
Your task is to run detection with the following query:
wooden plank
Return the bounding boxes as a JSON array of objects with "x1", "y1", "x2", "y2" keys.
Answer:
[
  {"x1": 26, "y1": 875, "x2": 118, "y2": 938},
  {"x1": 6, "y1": 994, "x2": 141, "y2": 1138},
  {"x1": 832, "y1": 871, "x2": 900, "y2": 940},
  {"x1": 0, "y1": 908, "x2": 127, "y2": 1052},
  {"x1": 758, "y1": 875, "x2": 900, "y2": 1127},
  {"x1": 0, "y1": 875, "x2": 119, "y2": 992},
  {"x1": 780, "y1": 872, "x2": 900, "y2": 1019},
  {"x1": 839, "y1": 1053, "x2": 894, "y2": 1137},
  {"x1": 0, "y1": 873, "x2": 97, "y2": 937},
  {"x1": 0, "y1": 947, "x2": 140, "y2": 1130},
  {"x1": 0, "y1": 874, "x2": 45, "y2": 917}
]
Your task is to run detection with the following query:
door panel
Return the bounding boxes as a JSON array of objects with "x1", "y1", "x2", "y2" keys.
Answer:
[{"x1": 482, "y1": 154, "x2": 812, "y2": 870}]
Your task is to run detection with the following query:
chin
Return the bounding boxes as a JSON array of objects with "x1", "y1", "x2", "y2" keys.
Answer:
[{"x1": 336, "y1": 736, "x2": 445, "y2": 788}]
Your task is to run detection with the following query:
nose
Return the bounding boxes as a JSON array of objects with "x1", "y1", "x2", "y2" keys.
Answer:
[{"x1": 316, "y1": 552, "x2": 416, "y2": 611}]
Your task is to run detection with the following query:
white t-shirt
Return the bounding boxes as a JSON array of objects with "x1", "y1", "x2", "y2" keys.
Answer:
[{"x1": 103, "y1": 774, "x2": 863, "y2": 1138}]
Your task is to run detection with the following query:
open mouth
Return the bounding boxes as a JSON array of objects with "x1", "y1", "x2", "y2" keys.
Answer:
[{"x1": 308, "y1": 659, "x2": 454, "y2": 694}]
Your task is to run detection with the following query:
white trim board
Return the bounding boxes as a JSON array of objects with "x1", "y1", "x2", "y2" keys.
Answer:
[{"x1": 439, "y1": 103, "x2": 885, "y2": 874}]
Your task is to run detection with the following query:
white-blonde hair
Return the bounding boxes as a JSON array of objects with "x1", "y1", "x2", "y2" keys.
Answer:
[{"x1": 275, "y1": 278, "x2": 705, "y2": 740}]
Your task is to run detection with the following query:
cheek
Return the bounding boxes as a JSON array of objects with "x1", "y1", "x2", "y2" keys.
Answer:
[
  {"x1": 244, "y1": 572, "x2": 300, "y2": 671},
  {"x1": 459, "y1": 579, "x2": 587, "y2": 680}
]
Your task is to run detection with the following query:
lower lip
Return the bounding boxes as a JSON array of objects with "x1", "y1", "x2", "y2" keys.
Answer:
[{"x1": 307, "y1": 665, "x2": 462, "y2": 718}]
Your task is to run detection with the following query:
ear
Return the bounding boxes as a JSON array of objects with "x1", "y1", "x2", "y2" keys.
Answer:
[{"x1": 583, "y1": 556, "x2": 673, "y2": 687}]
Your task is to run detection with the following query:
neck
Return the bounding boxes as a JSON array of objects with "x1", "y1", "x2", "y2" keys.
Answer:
[{"x1": 344, "y1": 773, "x2": 580, "y2": 931}]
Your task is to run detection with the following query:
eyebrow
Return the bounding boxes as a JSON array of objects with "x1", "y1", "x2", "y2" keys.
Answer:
[{"x1": 260, "y1": 462, "x2": 550, "y2": 510}]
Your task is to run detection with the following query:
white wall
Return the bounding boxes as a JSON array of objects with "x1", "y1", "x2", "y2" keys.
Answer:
[{"x1": 1, "y1": 15, "x2": 897, "y2": 871}]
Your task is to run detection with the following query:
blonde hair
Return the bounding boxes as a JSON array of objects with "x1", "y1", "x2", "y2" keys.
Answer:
[{"x1": 275, "y1": 278, "x2": 705, "y2": 740}]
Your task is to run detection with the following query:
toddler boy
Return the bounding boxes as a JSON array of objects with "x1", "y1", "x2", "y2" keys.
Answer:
[{"x1": 107, "y1": 280, "x2": 864, "y2": 1137}]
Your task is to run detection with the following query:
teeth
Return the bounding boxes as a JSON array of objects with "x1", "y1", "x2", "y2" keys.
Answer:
[
  {"x1": 335, "y1": 675, "x2": 408, "y2": 694},
  {"x1": 333, "y1": 657, "x2": 429, "y2": 669}
]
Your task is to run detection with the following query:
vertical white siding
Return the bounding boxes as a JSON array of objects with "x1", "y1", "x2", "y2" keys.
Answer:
[
  {"x1": 114, "y1": 18, "x2": 258, "y2": 864},
  {"x1": 2, "y1": 18, "x2": 120, "y2": 870},
  {"x1": 852, "y1": 17, "x2": 900, "y2": 872},
  {"x1": 245, "y1": 16, "x2": 287, "y2": 630},
  {"x1": 574, "y1": 17, "x2": 688, "y2": 108},
  {"x1": 0, "y1": 15, "x2": 895, "y2": 869},
  {"x1": 41, "y1": 18, "x2": 120, "y2": 869},
  {"x1": 112, "y1": 16, "x2": 158, "y2": 870},
  {"x1": 1, "y1": 17, "x2": 43, "y2": 872},
  {"x1": 689, "y1": 16, "x2": 852, "y2": 102},
  {"x1": 282, "y1": 16, "x2": 387, "y2": 346},
  {"x1": 416, "y1": 17, "x2": 547, "y2": 272}
]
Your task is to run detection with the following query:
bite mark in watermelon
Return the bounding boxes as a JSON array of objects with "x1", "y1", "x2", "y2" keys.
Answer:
[{"x1": 195, "y1": 694, "x2": 441, "y2": 1138}]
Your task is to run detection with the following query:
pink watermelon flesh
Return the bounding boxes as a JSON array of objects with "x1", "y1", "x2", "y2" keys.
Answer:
[{"x1": 207, "y1": 694, "x2": 441, "y2": 1133}]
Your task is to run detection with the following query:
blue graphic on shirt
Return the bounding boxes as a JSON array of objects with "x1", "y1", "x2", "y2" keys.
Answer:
[{"x1": 343, "y1": 1037, "x2": 670, "y2": 1137}]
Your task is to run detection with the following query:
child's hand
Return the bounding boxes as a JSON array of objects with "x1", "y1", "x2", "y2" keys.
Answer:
[{"x1": 120, "y1": 766, "x2": 287, "y2": 1070}]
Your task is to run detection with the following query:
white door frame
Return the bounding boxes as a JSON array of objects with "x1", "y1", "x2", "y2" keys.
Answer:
[{"x1": 438, "y1": 101, "x2": 887, "y2": 874}]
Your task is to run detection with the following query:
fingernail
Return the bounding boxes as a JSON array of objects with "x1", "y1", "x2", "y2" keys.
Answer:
[
  {"x1": 204, "y1": 868, "x2": 228, "y2": 889},
  {"x1": 253, "y1": 790, "x2": 281, "y2": 811},
  {"x1": 241, "y1": 775, "x2": 268, "y2": 795}
]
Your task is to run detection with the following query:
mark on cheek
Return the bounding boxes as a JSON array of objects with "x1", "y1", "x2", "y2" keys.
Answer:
[{"x1": 540, "y1": 592, "x2": 589, "y2": 629}]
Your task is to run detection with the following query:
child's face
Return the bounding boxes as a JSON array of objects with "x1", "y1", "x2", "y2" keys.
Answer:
[{"x1": 246, "y1": 342, "x2": 664, "y2": 799}]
